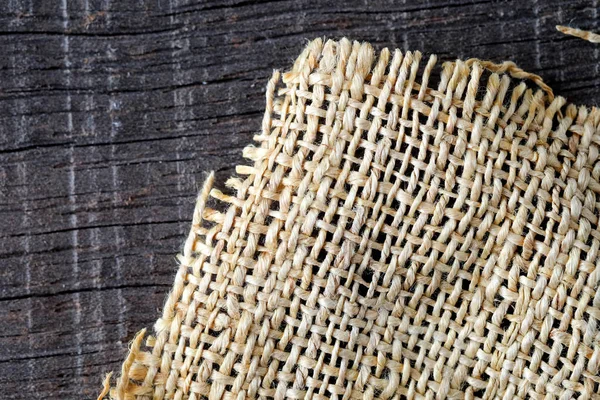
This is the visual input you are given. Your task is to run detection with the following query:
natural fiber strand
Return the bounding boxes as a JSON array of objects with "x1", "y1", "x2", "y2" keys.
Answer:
[
  {"x1": 556, "y1": 25, "x2": 600, "y2": 43},
  {"x1": 98, "y1": 373, "x2": 113, "y2": 400},
  {"x1": 101, "y1": 37, "x2": 600, "y2": 399}
]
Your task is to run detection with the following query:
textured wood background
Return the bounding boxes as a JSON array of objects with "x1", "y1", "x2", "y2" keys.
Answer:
[{"x1": 1, "y1": 1, "x2": 599, "y2": 398}]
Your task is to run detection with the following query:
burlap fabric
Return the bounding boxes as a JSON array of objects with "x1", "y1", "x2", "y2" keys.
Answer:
[{"x1": 101, "y1": 37, "x2": 600, "y2": 399}]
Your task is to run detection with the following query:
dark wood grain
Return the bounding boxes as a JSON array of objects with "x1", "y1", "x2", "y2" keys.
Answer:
[{"x1": 0, "y1": 0, "x2": 598, "y2": 398}]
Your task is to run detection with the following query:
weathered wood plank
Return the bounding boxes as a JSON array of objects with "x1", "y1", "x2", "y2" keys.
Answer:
[{"x1": 0, "y1": 0, "x2": 598, "y2": 398}]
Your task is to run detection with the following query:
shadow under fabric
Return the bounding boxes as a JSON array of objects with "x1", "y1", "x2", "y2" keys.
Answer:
[{"x1": 100, "y1": 36, "x2": 600, "y2": 399}]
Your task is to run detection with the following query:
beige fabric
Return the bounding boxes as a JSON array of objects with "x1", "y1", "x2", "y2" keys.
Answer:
[{"x1": 103, "y1": 38, "x2": 600, "y2": 399}]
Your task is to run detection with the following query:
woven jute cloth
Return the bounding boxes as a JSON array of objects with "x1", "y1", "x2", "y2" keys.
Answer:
[{"x1": 101, "y1": 38, "x2": 600, "y2": 400}]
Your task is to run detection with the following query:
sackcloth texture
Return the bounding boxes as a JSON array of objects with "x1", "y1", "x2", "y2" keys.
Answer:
[{"x1": 101, "y1": 37, "x2": 600, "y2": 400}]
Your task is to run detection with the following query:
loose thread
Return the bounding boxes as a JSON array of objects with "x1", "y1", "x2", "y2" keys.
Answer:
[
  {"x1": 116, "y1": 328, "x2": 146, "y2": 400},
  {"x1": 464, "y1": 59, "x2": 555, "y2": 103},
  {"x1": 557, "y1": 25, "x2": 600, "y2": 43},
  {"x1": 97, "y1": 372, "x2": 112, "y2": 400}
]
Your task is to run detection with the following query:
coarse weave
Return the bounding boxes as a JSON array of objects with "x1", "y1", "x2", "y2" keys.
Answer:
[{"x1": 102, "y1": 38, "x2": 600, "y2": 400}]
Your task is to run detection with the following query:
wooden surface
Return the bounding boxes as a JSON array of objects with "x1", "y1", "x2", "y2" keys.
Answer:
[{"x1": 0, "y1": 1, "x2": 599, "y2": 398}]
